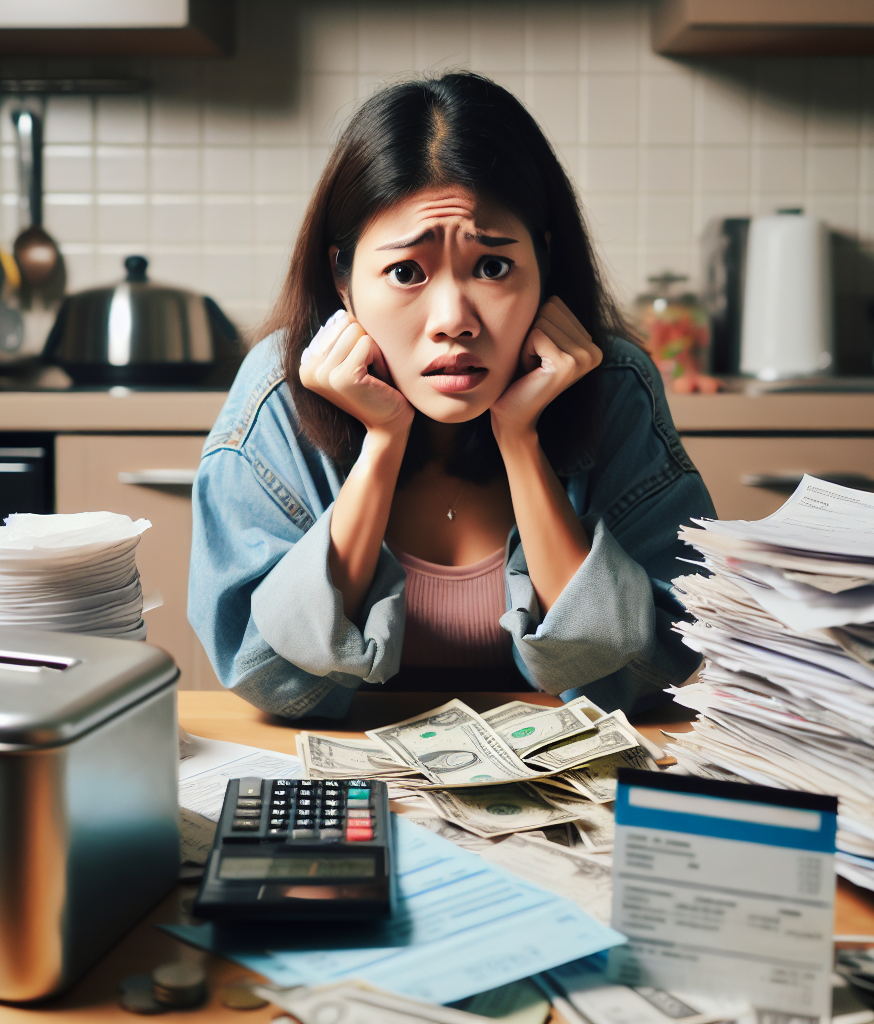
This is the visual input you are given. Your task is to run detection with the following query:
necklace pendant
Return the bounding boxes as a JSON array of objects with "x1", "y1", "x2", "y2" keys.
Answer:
[{"x1": 446, "y1": 509, "x2": 456, "y2": 521}]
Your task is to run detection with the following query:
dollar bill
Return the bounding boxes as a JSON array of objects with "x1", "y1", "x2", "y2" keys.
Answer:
[
  {"x1": 480, "y1": 835, "x2": 614, "y2": 924},
  {"x1": 296, "y1": 732, "x2": 416, "y2": 780},
  {"x1": 420, "y1": 782, "x2": 580, "y2": 838},
  {"x1": 548, "y1": 746, "x2": 658, "y2": 803},
  {"x1": 567, "y1": 802, "x2": 615, "y2": 851},
  {"x1": 366, "y1": 698, "x2": 538, "y2": 785},
  {"x1": 481, "y1": 701, "x2": 597, "y2": 757},
  {"x1": 524, "y1": 712, "x2": 639, "y2": 771}
]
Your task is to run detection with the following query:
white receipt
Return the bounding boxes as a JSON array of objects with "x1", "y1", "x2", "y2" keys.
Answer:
[
  {"x1": 178, "y1": 734, "x2": 303, "y2": 864},
  {"x1": 608, "y1": 776, "x2": 837, "y2": 1024}
]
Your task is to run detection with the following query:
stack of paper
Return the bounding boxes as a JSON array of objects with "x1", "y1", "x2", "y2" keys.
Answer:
[
  {"x1": 297, "y1": 696, "x2": 665, "y2": 855},
  {"x1": 0, "y1": 512, "x2": 151, "y2": 640},
  {"x1": 666, "y1": 475, "x2": 874, "y2": 891}
]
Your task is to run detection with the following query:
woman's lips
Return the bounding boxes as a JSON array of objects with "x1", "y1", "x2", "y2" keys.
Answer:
[{"x1": 423, "y1": 368, "x2": 488, "y2": 393}]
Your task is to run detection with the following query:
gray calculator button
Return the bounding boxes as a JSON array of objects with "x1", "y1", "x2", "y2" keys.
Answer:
[
  {"x1": 292, "y1": 828, "x2": 315, "y2": 839},
  {"x1": 232, "y1": 819, "x2": 259, "y2": 830},
  {"x1": 234, "y1": 807, "x2": 260, "y2": 818},
  {"x1": 237, "y1": 797, "x2": 262, "y2": 809},
  {"x1": 237, "y1": 778, "x2": 263, "y2": 798},
  {"x1": 319, "y1": 829, "x2": 343, "y2": 839}
]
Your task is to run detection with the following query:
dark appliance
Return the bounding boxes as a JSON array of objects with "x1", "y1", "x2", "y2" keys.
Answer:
[
  {"x1": 0, "y1": 432, "x2": 52, "y2": 522},
  {"x1": 701, "y1": 217, "x2": 749, "y2": 375}
]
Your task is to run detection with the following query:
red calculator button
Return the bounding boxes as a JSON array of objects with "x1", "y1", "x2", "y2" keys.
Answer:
[{"x1": 345, "y1": 827, "x2": 373, "y2": 841}]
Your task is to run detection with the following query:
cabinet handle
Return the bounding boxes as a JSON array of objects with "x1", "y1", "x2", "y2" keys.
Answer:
[
  {"x1": 741, "y1": 472, "x2": 874, "y2": 492},
  {"x1": 118, "y1": 469, "x2": 198, "y2": 487}
]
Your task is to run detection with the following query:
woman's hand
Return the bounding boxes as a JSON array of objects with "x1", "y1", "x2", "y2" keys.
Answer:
[
  {"x1": 299, "y1": 310, "x2": 414, "y2": 436},
  {"x1": 490, "y1": 296, "x2": 602, "y2": 443}
]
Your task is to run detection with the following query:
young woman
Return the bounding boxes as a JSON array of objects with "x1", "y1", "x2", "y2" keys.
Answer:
[{"x1": 189, "y1": 72, "x2": 715, "y2": 720}]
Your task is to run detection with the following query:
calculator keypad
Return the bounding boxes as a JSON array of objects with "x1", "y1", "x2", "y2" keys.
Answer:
[{"x1": 228, "y1": 778, "x2": 378, "y2": 843}]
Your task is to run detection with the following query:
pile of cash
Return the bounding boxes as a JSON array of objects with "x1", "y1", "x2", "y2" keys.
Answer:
[{"x1": 296, "y1": 695, "x2": 660, "y2": 853}]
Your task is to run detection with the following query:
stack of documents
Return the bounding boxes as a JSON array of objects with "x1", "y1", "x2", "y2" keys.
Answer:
[
  {"x1": 666, "y1": 475, "x2": 874, "y2": 891},
  {"x1": 0, "y1": 512, "x2": 151, "y2": 640},
  {"x1": 297, "y1": 695, "x2": 664, "y2": 857}
]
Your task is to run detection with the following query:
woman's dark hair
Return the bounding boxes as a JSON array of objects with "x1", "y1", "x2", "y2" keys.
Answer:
[{"x1": 263, "y1": 71, "x2": 633, "y2": 481}]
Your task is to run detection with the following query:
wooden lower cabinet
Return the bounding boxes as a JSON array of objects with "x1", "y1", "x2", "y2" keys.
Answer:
[
  {"x1": 55, "y1": 434, "x2": 222, "y2": 691},
  {"x1": 682, "y1": 435, "x2": 874, "y2": 520}
]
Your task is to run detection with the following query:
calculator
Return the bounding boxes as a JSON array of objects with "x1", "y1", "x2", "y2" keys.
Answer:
[{"x1": 193, "y1": 777, "x2": 396, "y2": 921}]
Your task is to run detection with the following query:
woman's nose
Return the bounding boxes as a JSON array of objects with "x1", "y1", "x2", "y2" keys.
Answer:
[{"x1": 425, "y1": 280, "x2": 481, "y2": 340}]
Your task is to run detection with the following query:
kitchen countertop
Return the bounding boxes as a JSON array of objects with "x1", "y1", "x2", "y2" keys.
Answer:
[
  {"x1": 0, "y1": 389, "x2": 228, "y2": 433},
  {"x1": 0, "y1": 383, "x2": 872, "y2": 435}
]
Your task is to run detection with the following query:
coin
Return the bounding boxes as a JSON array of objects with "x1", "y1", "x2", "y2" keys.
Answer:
[
  {"x1": 220, "y1": 982, "x2": 269, "y2": 1010},
  {"x1": 118, "y1": 975, "x2": 166, "y2": 1015},
  {"x1": 151, "y1": 962, "x2": 207, "y2": 1008}
]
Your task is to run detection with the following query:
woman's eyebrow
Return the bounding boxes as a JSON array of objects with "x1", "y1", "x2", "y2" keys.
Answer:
[
  {"x1": 375, "y1": 229, "x2": 518, "y2": 250},
  {"x1": 376, "y1": 229, "x2": 435, "y2": 251},
  {"x1": 466, "y1": 233, "x2": 518, "y2": 246}
]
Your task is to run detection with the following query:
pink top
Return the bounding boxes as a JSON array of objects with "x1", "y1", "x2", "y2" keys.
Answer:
[{"x1": 389, "y1": 545, "x2": 514, "y2": 669}]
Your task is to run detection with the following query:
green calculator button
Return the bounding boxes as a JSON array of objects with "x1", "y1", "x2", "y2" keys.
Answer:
[{"x1": 348, "y1": 788, "x2": 370, "y2": 797}]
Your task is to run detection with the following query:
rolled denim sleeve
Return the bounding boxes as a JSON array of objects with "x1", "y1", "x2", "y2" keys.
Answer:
[
  {"x1": 251, "y1": 504, "x2": 405, "y2": 685},
  {"x1": 501, "y1": 513, "x2": 654, "y2": 695},
  {"x1": 499, "y1": 339, "x2": 715, "y2": 712},
  {"x1": 190, "y1": 446, "x2": 404, "y2": 720}
]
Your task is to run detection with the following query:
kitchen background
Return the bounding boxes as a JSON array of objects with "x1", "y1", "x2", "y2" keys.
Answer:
[
  {"x1": 2, "y1": 0, "x2": 874, "y2": 334},
  {"x1": 2, "y1": 1, "x2": 873, "y2": 691}
]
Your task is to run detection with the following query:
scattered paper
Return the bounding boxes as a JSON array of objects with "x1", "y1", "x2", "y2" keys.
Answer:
[{"x1": 164, "y1": 815, "x2": 626, "y2": 1005}]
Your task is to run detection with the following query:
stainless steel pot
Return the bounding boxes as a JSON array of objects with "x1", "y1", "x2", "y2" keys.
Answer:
[{"x1": 43, "y1": 255, "x2": 243, "y2": 386}]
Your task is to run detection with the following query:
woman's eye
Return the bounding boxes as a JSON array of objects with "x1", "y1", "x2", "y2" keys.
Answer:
[
  {"x1": 475, "y1": 256, "x2": 513, "y2": 280},
  {"x1": 385, "y1": 262, "x2": 425, "y2": 286}
]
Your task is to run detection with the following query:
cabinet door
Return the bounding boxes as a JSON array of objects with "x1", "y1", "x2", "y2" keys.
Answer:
[
  {"x1": 682, "y1": 436, "x2": 874, "y2": 520},
  {"x1": 55, "y1": 434, "x2": 222, "y2": 691}
]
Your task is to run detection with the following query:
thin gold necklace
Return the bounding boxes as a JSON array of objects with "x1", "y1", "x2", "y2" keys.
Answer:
[{"x1": 431, "y1": 478, "x2": 465, "y2": 521}]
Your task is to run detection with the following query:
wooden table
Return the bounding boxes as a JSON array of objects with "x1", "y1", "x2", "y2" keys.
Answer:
[{"x1": 2, "y1": 689, "x2": 872, "y2": 1022}]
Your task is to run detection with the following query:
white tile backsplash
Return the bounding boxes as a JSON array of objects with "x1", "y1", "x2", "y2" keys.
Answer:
[
  {"x1": 44, "y1": 97, "x2": 93, "y2": 144},
  {"x1": 43, "y1": 146, "x2": 93, "y2": 193},
  {"x1": 3, "y1": 0, "x2": 872, "y2": 331},
  {"x1": 95, "y1": 96, "x2": 148, "y2": 145},
  {"x1": 642, "y1": 146, "x2": 694, "y2": 194},
  {"x1": 150, "y1": 196, "x2": 201, "y2": 244},
  {"x1": 150, "y1": 147, "x2": 201, "y2": 193},
  {"x1": 642, "y1": 75, "x2": 694, "y2": 146},
  {"x1": 203, "y1": 147, "x2": 253, "y2": 193},
  {"x1": 95, "y1": 146, "x2": 148, "y2": 192},
  {"x1": 587, "y1": 74, "x2": 638, "y2": 145},
  {"x1": 95, "y1": 194, "x2": 148, "y2": 243}
]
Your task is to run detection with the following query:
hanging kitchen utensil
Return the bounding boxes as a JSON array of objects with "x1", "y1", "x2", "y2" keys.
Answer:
[{"x1": 12, "y1": 105, "x2": 65, "y2": 307}]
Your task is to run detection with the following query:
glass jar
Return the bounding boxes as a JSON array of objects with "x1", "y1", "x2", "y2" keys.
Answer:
[{"x1": 634, "y1": 272, "x2": 716, "y2": 393}]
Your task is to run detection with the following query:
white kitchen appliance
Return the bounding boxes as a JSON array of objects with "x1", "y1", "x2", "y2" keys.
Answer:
[{"x1": 740, "y1": 210, "x2": 833, "y2": 380}]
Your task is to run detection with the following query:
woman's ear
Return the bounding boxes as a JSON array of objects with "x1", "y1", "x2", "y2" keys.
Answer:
[{"x1": 329, "y1": 245, "x2": 352, "y2": 312}]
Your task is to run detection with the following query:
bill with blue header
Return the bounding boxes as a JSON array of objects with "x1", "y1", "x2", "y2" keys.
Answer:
[{"x1": 608, "y1": 768, "x2": 837, "y2": 1024}]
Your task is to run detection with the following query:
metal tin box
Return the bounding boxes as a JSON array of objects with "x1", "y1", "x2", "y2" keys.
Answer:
[{"x1": 0, "y1": 628, "x2": 179, "y2": 1002}]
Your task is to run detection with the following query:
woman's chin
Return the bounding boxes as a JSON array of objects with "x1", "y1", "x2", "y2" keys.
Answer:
[{"x1": 406, "y1": 393, "x2": 493, "y2": 424}]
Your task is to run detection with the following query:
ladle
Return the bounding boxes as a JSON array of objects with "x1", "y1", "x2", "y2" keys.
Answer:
[{"x1": 12, "y1": 106, "x2": 64, "y2": 304}]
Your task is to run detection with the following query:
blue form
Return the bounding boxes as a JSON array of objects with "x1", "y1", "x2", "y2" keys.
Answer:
[{"x1": 166, "y1": 815, "x2": 625, "y2": 1005}]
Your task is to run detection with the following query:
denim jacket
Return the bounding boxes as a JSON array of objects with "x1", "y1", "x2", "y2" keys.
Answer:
[{"x1": 189, "y1": 332, "x2": 715, "y2": 720}]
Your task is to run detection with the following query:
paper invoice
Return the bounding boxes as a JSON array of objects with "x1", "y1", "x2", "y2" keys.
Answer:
[{"x1": 608, "y1": 768, "x2": 837, "y2": 1024}]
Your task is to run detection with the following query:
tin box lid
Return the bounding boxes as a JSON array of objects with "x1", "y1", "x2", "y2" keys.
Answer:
[{"x1": 0, "y1": 628, "x2": 178, "y2": 748}]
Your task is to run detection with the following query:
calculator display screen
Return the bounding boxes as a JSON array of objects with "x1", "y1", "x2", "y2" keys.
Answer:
[{"x1": 218, "y1": 856, "x2": 377, "y2": 880}]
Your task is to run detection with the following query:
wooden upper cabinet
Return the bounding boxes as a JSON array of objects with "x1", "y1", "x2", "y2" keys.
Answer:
[
  {"x1": 653, "y1": 0, "x2": 874, "y2": 55},
  {"x1": 0, "y1": 0, "x2": 233, "y2": 56}
]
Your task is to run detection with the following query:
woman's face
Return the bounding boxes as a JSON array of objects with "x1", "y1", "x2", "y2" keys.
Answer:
[{"x1": 335, "y1": 187, "x2": 543, "y2": 423}]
